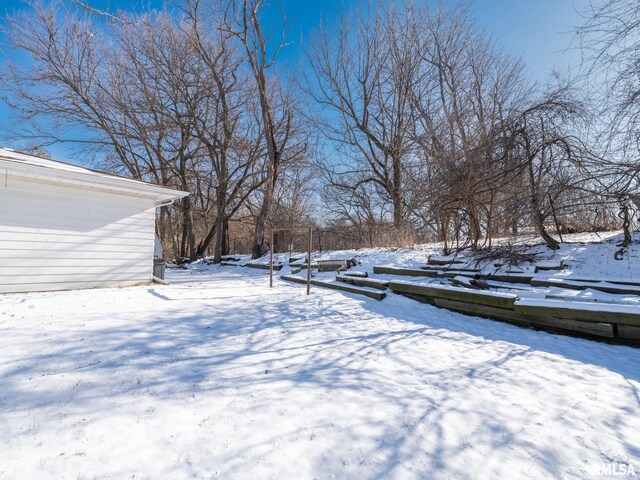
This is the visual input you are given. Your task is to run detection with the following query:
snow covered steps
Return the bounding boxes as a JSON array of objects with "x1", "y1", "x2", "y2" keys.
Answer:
[
  {"x1": 342, "y1": 271, "x2": 368, "y2": 278},
  {"x1": 316, "y1": 258, "x2": 358, "y2": 272},
  {"x1": 373, "y1": 266, "x2": 440, "y2": 277},
  {"x1": 388, "y1": 282, "x2": 640, "y2": 343},
  {"x1": 246, "y1": 263, "x2": 283, "y2": 271},
  {"x1": 427, "y1": 255, "x2": 465, "y2": 266},
  {"x1": 336, "y1": 275, "x2": 389, "y2": 290},
  {"x1": 373, "y1": 265, "x2": 533, "y2": 284},
  {"x1": 389, "y1": 282, "x2": 517, "y2": 309},
  {"x1": 280, "y1": 275, "x2": 386, "y2": 301},
  {"x1": 421, "y1": 265, "x2": 481, "y2": 273},
  {"x1": 373, "y1": 265, "x2": 480, "y2": 278},
  {"x1": 289, "y1": 261, "x2": 318, "y2": 270},
  {"x1": 534, "y1": 260, "x2": 565, "y2": 272},
  {"x1": 531, "y1": 277, "x2": 640, "y2": 295}
]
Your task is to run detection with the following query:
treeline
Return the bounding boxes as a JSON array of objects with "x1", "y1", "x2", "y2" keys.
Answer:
[
  {"x1": 307, "y1": 3, "x2": 636, "y2": 253},
  {"x1": 2, "y1": 0, "x2": 311, "y2": 262},
  {"x1": 2, "y1": 0, "x2": 640, "y2": 259}
]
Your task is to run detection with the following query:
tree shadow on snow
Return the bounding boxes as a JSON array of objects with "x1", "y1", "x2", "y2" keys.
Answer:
[{"x1": 1, "y1": 280, "x2": 639, "y2": 478}]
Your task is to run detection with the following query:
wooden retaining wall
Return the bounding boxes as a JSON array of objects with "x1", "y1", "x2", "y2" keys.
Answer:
[
  {"x1": 389, "y1": 282, "x2": 517, "y2": 309},
  {"x1": 388, "y1": 281, "x2": 639, "y2": 344},
  {"x1": 281, "y1": 275, "x2": 386, "y2": 301},
  {"x1": 373, "y1": 266, "x2": 439, "y2": 277},
  {"x1": 246, "y1": 263, "x2": 283, "y2": 271},
  {"x1": 336, "y1": 275, "x2": 389, "y2": 290},
  {"x1": 373, "y1": 265, "x2": 533, "y2": 284},
  {"x1": 531, "y1": 278, "x2": 640, "y2": 296}
]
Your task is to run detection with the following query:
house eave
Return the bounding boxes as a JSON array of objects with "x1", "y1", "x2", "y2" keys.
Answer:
[{"x1": 0, "y1": 157, "x2": 189, "y2": 204}]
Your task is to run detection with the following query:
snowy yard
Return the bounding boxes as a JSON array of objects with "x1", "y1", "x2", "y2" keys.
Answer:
[{"x1": 1, "y1": 265, "x2": 640, "y2": 479}]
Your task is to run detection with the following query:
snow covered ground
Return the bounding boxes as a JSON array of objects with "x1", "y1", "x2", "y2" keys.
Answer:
[
  {"x1": 235, "y1": 231, "x2": 640, "y2": 309},
  {"x1": 261, "y1": 231, "x2": 640, "y2": 282},
  {"x1": 2, "y1": 251, "x2": 640, "y2": 479}
]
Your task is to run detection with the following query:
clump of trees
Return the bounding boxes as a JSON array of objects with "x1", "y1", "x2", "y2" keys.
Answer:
[
  {"x1": 306, "y1": 3, "x2": 630, "y2": 253},
  {"x1": 1, "y1": 0, "x2": 638, "y2": 259},
  {"x1": 1, "y1": 0, "x2": 306, "y2": 262}
]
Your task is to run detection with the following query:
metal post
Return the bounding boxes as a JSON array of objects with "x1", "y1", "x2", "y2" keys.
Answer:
[
  {"x1": 307, "y1": 226, "x2": 312, "y2": 295},
  {"x1": 269, "y1": 228, "x2": 274, "y2": 288}
]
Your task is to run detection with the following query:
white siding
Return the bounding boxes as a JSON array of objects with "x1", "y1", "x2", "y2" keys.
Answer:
[{"x1": 0, "y1": 174, "x2": 156, "y2": 293}]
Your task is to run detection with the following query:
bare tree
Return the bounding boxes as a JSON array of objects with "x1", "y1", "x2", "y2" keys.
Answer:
[
  {"x1": 575, "y1": 0, "x2": 640, "y2": 253},
  {"x1": 182, "y1": 0, "x2": 266, "y2": 261},
  {"x1": 1, "y1": 4, "x2": 202, "y2": 259},
  {"x1": 506, "y1": 85, "x2": 589, "y2": 250},
  {"x1": 1, "y1": 1, "x2": 274, "y2": 262},
  {"x1": 220, "y1": 0, "x2": 302, "y2": 259},
  {"x1": 306, "y1": 4, "x2": 420, "y2": 233}
]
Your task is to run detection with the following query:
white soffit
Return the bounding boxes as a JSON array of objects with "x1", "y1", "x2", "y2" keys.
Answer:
[{"x1": 0, "y1": 147, "x2": 188, "y2": 204}]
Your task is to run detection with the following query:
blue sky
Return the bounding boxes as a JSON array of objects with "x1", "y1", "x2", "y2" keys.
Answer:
[{"x1": 0, "y1": 0, "x2": 591, "y2": 163}]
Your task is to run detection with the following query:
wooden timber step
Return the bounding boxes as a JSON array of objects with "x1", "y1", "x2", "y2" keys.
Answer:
[
  {"x1": 618, "y1": 325, "x2": 640, "y2": 342},
  {"x1": 421, "y1": 265, "x2": 481, "y2": 273},
  {"x1": 246, "y1": 263, "x2": 283, "y2": 271},
  {"x1": 221, "y1": 256, "x2": 242, "y2": 262},
  {"x1": 374, "y1": 265, "x2": 532, "y2": 284},
  {"x1": 373, "y1": 266, "x2": 440, "y2": 277},
  {"x1": 433, "y1": 297, "x2": 615, "y2": 339},
  {"x1": 608, "y1": 279, "x2": 640, "y2": 287},
  {"x1": 482, "y1": 280, "x2": 532, "y2": 291},
  {"x1": 514, "y1": 299, "x2": 640, "y2": 327},
  {"x1": 531, "y1": 278, "x2": 640, "y2": 295},
  {"x1": 389, "y1": 282, "x2": 518, "y2": 309},
  {"x1": 336, "y1": 275, "x2": 389, "y2": 290},
  {"x1": 482, "y1": 274, "x2": 534, "y2": 284},
  {"x1": 448, "y1": 277, "x2": 527, "y2": 291},
  {"x1": 434, "y1": 271, "x2": 478, "y2": 279},
  {"x1": 220, "y1": 261, "x2": 242, "y2": 267},
  {"x1": 280, "y1": 275, "x2": 386, "y2": 301},
  {"x1": 317, "y1": 259, "x2": 354, "y2": 272},
  {"x1": 299, "y1": 263, "x2": 318, "y2": 270},
  {"x1": 342, "y1": 271, "x2": 368, "y2": 278},
  {"x1": 545, "y1": 293, "x2": 639, "y2": 306},
  {"x1": 536, "y1": 276, "x2": 640, "y2": 286},
  {"x1": 449, "y1": 277, "x2": 483, "y2": 290},
  {"x1": 280, "y1": 275, "x2": 310, "y2": 286},
  {"x1": 534, "y1": 260, "x2": 565, "y2": 272},
  {"x1": 428, "y1": 256, "x2": 465, "y2": 266},
  {"x1": 290, "y1": 261, "x2": 318, "y2": 270}
]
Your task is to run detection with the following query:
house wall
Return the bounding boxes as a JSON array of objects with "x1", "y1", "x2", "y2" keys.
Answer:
[{"x1": 0, "y1": 173, "x2": 156, "y2": 293}]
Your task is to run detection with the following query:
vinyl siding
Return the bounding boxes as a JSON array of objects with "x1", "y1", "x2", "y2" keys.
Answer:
[{"x1": 0, "y1": 174, "x2": 156, "y2": 293}]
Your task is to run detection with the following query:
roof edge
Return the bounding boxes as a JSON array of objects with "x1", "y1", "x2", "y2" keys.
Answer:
[{"x1": 0, "y1": 152, "x2": 189, "y2": 203}]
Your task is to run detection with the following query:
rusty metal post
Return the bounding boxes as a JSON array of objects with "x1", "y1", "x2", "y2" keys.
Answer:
[
  {"x1": 306, "y1": 226, "x2": 312, "y2": 295},
  {"x1": 269, "y1": 228, "x2": 274, "y2": 288}
]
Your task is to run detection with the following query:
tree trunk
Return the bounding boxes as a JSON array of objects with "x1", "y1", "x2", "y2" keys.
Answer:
[
  {"x1": 252, "y1": 190, "x2": 272, "y2": 259},
  {"x1": 222, "y1": 218, "x2": 230, "y2": 256},
  {"x1": 392, "y1": 155, "x2": 403, "y2": 229},
  {"x1": 212, "y1": 187, "x2": 228, "y2": 263},
  {"x1": 164, "y1": 207, "x2": 180, "y2": 263},
  {"x1": 252, "y1": 144, "x2": 277, "y2": 259},
  {"x1": 619, "y1": 199, "x2": 632, "y2": 248},
  {"x1": 527, "y1": 155, "x2": 559, "y2": 251},
  {"x1": 182, "y1": 196, "x2": 197, "y2": 261},
  {"x1": 532, "y1": 201, "x2": 559, "y2": 250}
]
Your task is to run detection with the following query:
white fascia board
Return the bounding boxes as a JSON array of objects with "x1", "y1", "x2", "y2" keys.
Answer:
[{"x1": 0, "y1": 158, "x2": 189, "y2": 204}]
